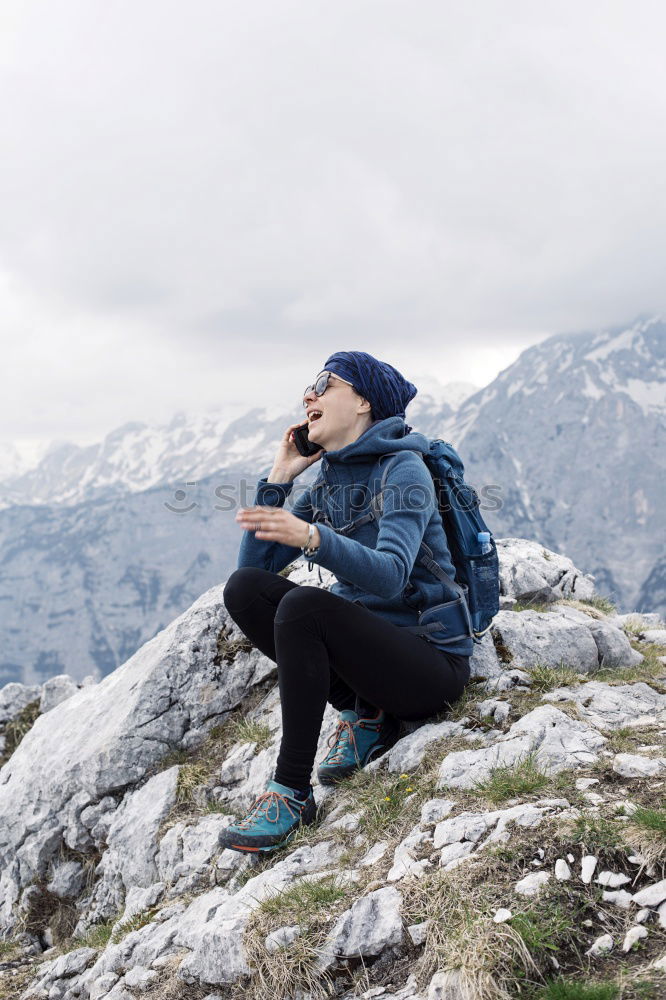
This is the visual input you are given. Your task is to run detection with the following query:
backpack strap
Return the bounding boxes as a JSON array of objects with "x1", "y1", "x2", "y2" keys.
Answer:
[
  {"x1": 312, "y1": 450, "x2": 466, "y2": 604},
  {"x1": 376, "y1": 451, "x2": 467, "y2": 603}
]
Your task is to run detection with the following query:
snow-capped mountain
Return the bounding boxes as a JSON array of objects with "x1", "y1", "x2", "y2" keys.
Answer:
[
  {"x1": 1, "y1": 317, "x2": 664, "y2": 689},
  {"x1": 0, "y1": 379, "x2": 471, "y2": 684},
  {"x1": 0, "y1": 470, "x2": 255, "y2": 686},
  {"x1": 442, "y1": 313, "x2": 665, "y2": 614},
  {"x1": 0, "y1": 381, "x2": 475, "y2": 510}
]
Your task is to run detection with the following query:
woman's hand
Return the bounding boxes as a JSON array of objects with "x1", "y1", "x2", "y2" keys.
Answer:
[
  {"x1": 268, "y1": 422, "x2": 324, "y2": 482},
  {"x1": 236, "y1": 506, "x2": 320, "y2": 548}
]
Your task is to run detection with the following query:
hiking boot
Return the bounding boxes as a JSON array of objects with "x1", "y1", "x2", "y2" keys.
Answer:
[
  {"x1": 218, "y1": 779, "x2": 317, "y2": 854},
  {"x1": 317, "y1": 705, "x2": 400, "y2": 786}
]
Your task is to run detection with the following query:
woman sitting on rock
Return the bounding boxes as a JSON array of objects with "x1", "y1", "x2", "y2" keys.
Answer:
[{"x1": 219, "y1": 351, "x2": 472, "y2": 854}]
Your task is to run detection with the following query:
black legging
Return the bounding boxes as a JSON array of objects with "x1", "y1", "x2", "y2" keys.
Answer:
[{"x1": 223, "y1": 567, "x2": 471, "y2": 791}]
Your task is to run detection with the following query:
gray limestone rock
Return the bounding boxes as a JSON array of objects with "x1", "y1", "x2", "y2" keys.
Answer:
[
  {"x1": 640, "y1": 629, "x2": 666, "y2": 645},
  {"x1": 0, "y1": 585, "x2": 272, "y2": 936},
  {"x1": 613, "y1": 753, "x2": 666, "y2": 778},
  {"x1": 542, "y1": 681, "x2": 666, "y2": 730},
  {"x1": 318, "y1": 886, "x2": 403, "y2": 969},
  {"x1": 632, "y1": 880, "x2": 666, "y2": 908},
  {"x1": 490, "y1": 610, "x2": 600, "y2": 673},
  {"x1": 437, "y1": 705, "x2": 606, "y2": 790},
  {"x1": 0, "y1": 682, "x2": 41, "y2": 725},
  {"x1": 586, "y1": 620, "x2": 644, "y2": 668},
  {"x1": 514, "y1": 871, "x2": 551, "y2": 896},
  {"x1": 45, "y1": 860, "x2": 86, "y2": 900},
  {"x1": 24, "y1": 947, "x2": 97, "y2": 997},
  {"x1": 496, "y1": 539, "x2": 595, "y2": 603},
  {"x1": 387, "y1": 719, "x2": 470, "y2": 773},
  {"x1": 96, "y1": 766, "x2": 179, "y2": 895},
  {"x1": 265, "y1": 925, "x2": 301, "y2": 954},
  {"x1": 176, "y1": 841, "x2": 343, "y2": 985},
  {"x1": 39, "y1": 675, "x2": 81, "y2": 714},
  {"x1": 468, "y1": 631, "x2": 503, "y2": 680}
]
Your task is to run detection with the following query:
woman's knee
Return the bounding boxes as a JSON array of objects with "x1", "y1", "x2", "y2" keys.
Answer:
[
  {"x1": 223, "y1": 567, "x2": 265, "y2": 613},
  {"x1": 274, "y1": 585, "x2": 326, "y2": 626}
]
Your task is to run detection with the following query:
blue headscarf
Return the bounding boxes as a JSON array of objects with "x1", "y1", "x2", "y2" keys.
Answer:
[{"x1": 324, "y1": 351, "x2": 418, "y2": 433}]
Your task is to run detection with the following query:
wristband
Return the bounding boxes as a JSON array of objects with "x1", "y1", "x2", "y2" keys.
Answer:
[{"x1": 302, "y1": 522, "x2": 320, "y2": 558}]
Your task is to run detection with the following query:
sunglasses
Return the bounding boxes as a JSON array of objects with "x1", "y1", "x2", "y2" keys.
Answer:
[{"x1": 302, "y1": 371, "x2": 354, "y2": 408}]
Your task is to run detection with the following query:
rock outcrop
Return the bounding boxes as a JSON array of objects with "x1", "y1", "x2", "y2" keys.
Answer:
[{"x1": 1, "y1": 540, "x2": 665, "y2": 1000}]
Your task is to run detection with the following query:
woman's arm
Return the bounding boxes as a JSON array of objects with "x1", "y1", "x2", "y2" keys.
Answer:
[
  {"x1": 237, "y1": 477, "x2": 315, "y2": 574},
  {"x1": 304, "y1": 454, "x2": 435, "y2": 599}
]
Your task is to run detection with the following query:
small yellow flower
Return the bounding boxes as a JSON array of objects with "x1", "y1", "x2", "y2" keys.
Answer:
[
  {"x1": 399, "y1": 773, "x2": 409, "y2": 779},
  {"x1": 405, "y1": 787, "x2": 413, "y2": 793},
  {"x1": 384, "y1": 796, "x2": 391, "y2": 801}
]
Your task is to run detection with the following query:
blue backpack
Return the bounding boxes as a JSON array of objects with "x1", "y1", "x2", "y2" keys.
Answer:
[
  {"x1": 312, "y1": 438, "x2": 500, "y2": 645},
  {"x1": 399, "y1": 439, "x2": 500, "y2": 643}
]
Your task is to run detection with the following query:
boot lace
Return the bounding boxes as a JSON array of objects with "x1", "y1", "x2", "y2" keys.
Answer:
[
  {"x1": 324, "y1": 718, "x2": 362, "y2": 765},
  {"x1": 236, "y1": 789, "x2": 301, "y2": 830}
]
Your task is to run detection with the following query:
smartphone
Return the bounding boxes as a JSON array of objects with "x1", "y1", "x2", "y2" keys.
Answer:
[{"x1": 292, "y1": 421, "x2": 322, "y2": 457}]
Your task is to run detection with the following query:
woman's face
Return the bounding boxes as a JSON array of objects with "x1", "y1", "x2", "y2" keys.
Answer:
[{"x1": 303, "y1": 371, "x2": 371, "y2": 448}]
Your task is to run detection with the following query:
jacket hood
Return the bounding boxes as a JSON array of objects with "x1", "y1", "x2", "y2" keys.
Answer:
[{"x1": 321, "y1": 416, "x2": 430, "y2": 467}]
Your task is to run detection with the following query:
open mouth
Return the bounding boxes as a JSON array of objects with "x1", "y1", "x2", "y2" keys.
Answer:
[{"x1": 308, "y1": 410, "x2": 323, "y2": 423}]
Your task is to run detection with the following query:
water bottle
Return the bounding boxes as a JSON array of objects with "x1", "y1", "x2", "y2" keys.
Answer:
[{"x1": 477, "y1": 530, "x2": 492, "y2": 555}]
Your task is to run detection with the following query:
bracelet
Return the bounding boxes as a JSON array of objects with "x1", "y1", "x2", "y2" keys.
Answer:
[{"x1": 302, "y1": 522, "x2": 320, "y2": 557}]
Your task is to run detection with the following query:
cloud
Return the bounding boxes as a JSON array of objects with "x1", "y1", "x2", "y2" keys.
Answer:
[{"x1": 1, "y1": 0, "x2": 665, "y2": 442}]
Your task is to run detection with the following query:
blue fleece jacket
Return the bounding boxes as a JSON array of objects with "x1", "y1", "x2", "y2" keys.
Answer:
[{"x1": 237, "y1": 415, "x2": 474, "y2": 657}]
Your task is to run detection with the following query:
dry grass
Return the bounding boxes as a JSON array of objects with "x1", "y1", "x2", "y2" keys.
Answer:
[
  {"x1": 588, "y1": 639, "x2": 666, "y2": 689},
  {"x1": 139, "y1": 952, "x2": 210, "y2": 1000},
  {"x1": 527, "y1": 663, "x2": 587, "y2": 693},
  {"x1": 12, "y1": 881, "x2": 79, "y2": 946},
  {"x1": 401, "y1": 857, "x2": 544, "y2": 998},
  {"x1": 239, "y1": 874, "x2": 356, "y2": 1000},
  {"x1": 602, "y1": 725, "x2": 665, "y2": 755},
  {"x1": 575, "y1": 596, "x2": 617, "y2": 615},
  {"x1": 400, "y1": 805, "x2": 666, "y2": 1000},
  {"x1": 0, "y1": 699, "x2": 41, "y2": 766},
  {"x1": 215, "y1": 622, "x2": 254, "y2": 664},
  {"x1": 623, "y1": 806, "x2": 666, "y2": 873},
  {"x1": 0, "y1": 962, "x2": 38, "y2": 1000}
]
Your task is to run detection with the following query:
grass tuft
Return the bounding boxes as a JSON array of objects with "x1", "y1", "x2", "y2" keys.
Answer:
[
  {"x1": 631, "y1": 806, "x2": 666, "y2": 836},
  {"x1": 513, "y1": 601, "x2": 554, "y2": 613},
  {"x1": 527, "y1": 663, "x2": 585, "y2": 693},
  {"x1": 240, "y1": 874, "x2": 354, "y2": 1000},
  {"x1": 73, "y1": 916, "x2": 118, "y2": 949},
  {"x1": 577, "y1": 595, "x2": 617, "y2": 615},
  {"x1": 256, "y1": 875, "x2": 347, "y2": 920},
  {"x1": 109, "y1": 906, "x2": 159, "y2": 942},
  {"x1": 223, "y1": 718, "x2": 272, "y2": 750},
  {"x1": 534, "y1": 981, "x2": 620, "y2": 1000},
  {"x1": 470, "y1": 750, "x2": 557, "y2": 804},
  {"x1": 401, "y1": 861, "x2": 542, "y2": 999},
  {"x1": 565, "y1": 810, "x2": 626, "y2": 854}
]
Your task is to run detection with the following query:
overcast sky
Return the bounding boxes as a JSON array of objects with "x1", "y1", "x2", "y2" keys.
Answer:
[{"x1": 2, "y1": 0, "x2": 665, "y2": 452}]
